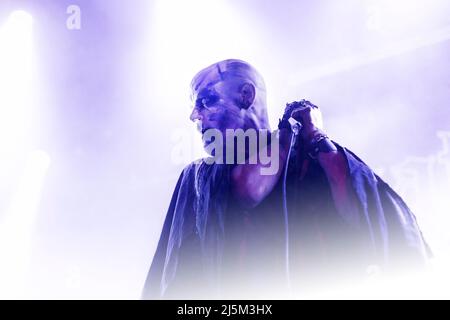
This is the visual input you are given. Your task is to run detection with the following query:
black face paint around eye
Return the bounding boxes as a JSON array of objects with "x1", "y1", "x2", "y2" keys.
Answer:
[
  {"x1": 196, "y1": 87, "x2": 220, "y2": 109},
  {"x1": 202, "y1": 94, "x2": 219, "y2": 107}
]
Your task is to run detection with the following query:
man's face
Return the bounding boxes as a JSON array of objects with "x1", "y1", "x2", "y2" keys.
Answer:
[{"x1": 190, "y1": 76, "x2": 245, "y2": 147}]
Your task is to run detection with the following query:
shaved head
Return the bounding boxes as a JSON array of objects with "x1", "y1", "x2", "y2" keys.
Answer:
[{"x1": 190, "y1": 59, "x2": 270, "y2": 130}]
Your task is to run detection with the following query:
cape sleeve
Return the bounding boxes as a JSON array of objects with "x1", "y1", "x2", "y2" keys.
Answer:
[
  {"x1": 141, "y1": 171, "x2": 184, "y2": 299},
  {"x1": 337, "y1": 143, "x2": 430, "y2": 269}
]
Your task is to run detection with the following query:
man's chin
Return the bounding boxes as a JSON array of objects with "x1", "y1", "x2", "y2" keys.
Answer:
[
  {"x1": 202, "y1": 140, "x2": 213, "y2": 151},
  {"x1": 202, "y1": 143, "x2": 235, "y2": 164}
]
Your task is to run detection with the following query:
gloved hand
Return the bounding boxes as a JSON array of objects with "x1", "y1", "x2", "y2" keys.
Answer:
[{"x1": 279, "y1": 99, "x2": 324, "y2": 141}]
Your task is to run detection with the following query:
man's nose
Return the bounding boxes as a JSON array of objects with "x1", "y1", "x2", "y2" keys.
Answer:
[{"x1": 189, "y1": 107, "x2": 203, "y2": 122}]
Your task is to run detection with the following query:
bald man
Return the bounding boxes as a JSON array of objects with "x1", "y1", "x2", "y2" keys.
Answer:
[{"x1": 142, "y1": 59, "x2": 429, "y2": 299}]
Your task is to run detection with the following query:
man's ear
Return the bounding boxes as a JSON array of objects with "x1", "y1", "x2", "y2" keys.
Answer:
[{"x1": 239, "y1": 83, "x2": 256, "y2": 109}]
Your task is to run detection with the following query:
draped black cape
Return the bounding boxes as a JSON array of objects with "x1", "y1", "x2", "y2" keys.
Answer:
[{"x1": 142, "y1": 143, "x2": 429, "y2": 299}]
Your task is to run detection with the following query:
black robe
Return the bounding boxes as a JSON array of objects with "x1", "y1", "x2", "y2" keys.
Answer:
[{"x1": 142, "y1": 143, "x2": 429, "y2": 299}]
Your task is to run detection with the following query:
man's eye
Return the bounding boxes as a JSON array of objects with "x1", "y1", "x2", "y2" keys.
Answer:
[
  {"x1": 194, "y1": 100, "x2": 206, "y2": 110},
  {"x1": 202, "y1": 95, "x2": 219, "y2": 108}
]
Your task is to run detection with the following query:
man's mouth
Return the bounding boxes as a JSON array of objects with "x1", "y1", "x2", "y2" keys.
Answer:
[{"x1": 196, "y1": 121, "x2": 212, "y2": 135}]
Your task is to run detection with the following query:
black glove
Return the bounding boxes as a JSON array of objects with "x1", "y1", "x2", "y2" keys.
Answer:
[{"x1": 278, "y1": 99, "x2": 318, "y2": 130}]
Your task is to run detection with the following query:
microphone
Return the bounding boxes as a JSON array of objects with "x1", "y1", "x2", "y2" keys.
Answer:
[
  {"x1": 280, "y1": 99, "x2": 318, "y2": 290},
  {"x1": 287, "y1": 117, "x2": 302, "y2": 136},
  {"x1": 279, "y1": 99, "x2": 315, "y2": 135},
  {"x1": 287, "y1": 99, "x2": 320, "y2": 135}
]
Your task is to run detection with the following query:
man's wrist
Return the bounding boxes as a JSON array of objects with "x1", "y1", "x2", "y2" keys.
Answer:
[
  {"x1": 277, "y1": 118, "x2": 291, "y2": 131},
  {"x1": 277, "y1": 127, "x2": 293, "y2": 150},
  {"x1": 307, "y1": 131, "x2": 337, "y2": 159}
]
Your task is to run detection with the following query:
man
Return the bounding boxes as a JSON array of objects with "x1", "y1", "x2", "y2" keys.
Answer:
[{"x1": 142, "y1": 59, "x2": 429, "y2": 299}]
